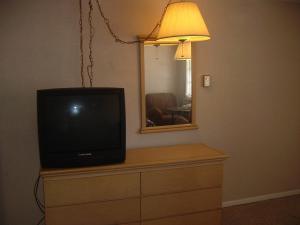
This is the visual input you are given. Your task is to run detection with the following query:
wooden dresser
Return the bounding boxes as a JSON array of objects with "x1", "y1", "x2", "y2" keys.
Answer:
[{"x1": 40, "y1": 144, "x2": 227, "y2": 225}]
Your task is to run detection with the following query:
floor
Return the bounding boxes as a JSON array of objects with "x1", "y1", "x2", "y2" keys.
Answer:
[{"x1": 222, "y1": 195, "x2": 300, "y2": 225}]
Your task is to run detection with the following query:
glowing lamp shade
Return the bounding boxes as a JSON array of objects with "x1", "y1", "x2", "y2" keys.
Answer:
[
  {"x1": 175, "y1": 41, "x2": 191, "y2": 60},
  {"x1": 157, "y1": 2, "x2": 210, "y2": 42}
]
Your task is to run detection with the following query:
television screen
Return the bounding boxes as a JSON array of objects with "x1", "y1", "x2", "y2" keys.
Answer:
[{"x1": 37, "y1": 88, "x2": 126, "y2": 168}]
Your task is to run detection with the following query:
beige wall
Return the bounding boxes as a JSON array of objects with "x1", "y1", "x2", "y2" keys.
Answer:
[{"x1": 0, "y1": 0, "x2": 300, "y2": 225}]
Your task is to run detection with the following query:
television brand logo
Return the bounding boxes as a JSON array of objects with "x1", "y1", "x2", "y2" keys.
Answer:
[{"x1": 78, "y1": 153, "x2": 92, "y2": 157}]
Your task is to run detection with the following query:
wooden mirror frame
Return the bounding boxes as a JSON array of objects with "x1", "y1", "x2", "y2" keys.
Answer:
[{"x1": 139, "y1": 38, "x2": 198, "y2": 133}]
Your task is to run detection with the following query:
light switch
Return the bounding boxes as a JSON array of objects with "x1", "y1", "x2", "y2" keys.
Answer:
[{"x1": 203, "y1": 75, "x2": 211, "y2": 87}]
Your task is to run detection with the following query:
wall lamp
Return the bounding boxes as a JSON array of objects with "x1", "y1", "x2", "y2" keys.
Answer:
[
  {"x1": 157, "y1": 1, "x2": 210, "y2": 42},
  {"x1": 157, "y1": 1, "x2": 210, "y2": 60}
]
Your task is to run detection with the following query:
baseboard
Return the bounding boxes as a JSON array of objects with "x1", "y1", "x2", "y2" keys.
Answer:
[{"x1": 222, "y1": 189, "x2": 300, "y2": 208}]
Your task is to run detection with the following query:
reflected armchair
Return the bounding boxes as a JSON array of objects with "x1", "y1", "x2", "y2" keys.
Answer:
[{"x1": 146, "y1": 93, "x2": 189, "y2": 126}]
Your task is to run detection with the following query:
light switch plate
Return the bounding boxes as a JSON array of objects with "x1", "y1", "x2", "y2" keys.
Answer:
[{"x1": 203, "y1": 75, "x2": 211, "y2": 87}]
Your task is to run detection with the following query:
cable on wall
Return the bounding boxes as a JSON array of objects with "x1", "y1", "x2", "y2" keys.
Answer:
[
  {"x1": 95, "y1": 0, "x2": 172, "y2": 44},
  {"x1": 87, "y1": 0, "x2": 95, "y2": 87},
  {"x1": 79, "y1": 0, "x2": 85, "y2": 87},
  {"x1": 78, "y1": 0, "x2": 172, "y2": 87}
]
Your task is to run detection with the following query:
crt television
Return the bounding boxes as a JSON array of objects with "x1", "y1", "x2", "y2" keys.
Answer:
[{"x1": 37, "y1": 88, "x2": 126, "y2": 168}]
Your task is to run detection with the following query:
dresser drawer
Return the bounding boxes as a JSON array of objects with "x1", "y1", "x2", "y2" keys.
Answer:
[
  {"x1": 46, "y1": 198, "x2": 140, "y2": 225},
  {"x1": 141, "y1": 188, "x2": 221, "y2": 220},
  {"x1": 141, "y1": 164, "x2": 222, "y2": 196},
  {"x1": 44, "y1": 173, "x2": 140, "y2": 207},
  {"x1": 142, "y1": 210, "x2": 221, "y2": 225}
]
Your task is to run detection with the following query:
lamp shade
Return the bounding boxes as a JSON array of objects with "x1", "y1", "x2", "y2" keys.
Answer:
[
  {"x1": 175, "y1": 41, "x2": 191, "y2": 60},
  {"x1": 157, "y1": 2, "x2": 210, "y2": 42}
]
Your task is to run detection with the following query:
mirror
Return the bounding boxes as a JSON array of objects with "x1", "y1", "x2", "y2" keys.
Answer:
[{"x1": 140, "y1": 40, "x2": 198, "y2": 133}]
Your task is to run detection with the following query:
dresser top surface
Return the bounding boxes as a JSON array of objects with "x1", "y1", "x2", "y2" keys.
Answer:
[{"x1": 40, "y1": 144, "x2": 228, "y2": 177}]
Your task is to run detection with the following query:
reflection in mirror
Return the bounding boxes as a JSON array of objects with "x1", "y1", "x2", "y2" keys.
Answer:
[{"x1": 140, "y1": 42, "x2": 197, "y2": 133}]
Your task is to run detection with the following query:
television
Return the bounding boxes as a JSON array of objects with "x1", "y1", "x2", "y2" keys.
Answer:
[{"x1": 37, "y1": 88, "x2": 126, "y2": 168}]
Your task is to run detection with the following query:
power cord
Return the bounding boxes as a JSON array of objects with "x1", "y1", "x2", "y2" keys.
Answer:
[
  {"x1": 37, "y1": 216, "x2": 45, "y2": 225},
  {"x1": 34, "y1": 175, "x2": 45, "y2": 213},
  {"x1": 34, "y1": 175, "x2": 45, "y2": 225}
]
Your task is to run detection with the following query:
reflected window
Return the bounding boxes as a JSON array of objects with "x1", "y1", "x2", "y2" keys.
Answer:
[{"x1": 185, "y1": 60, "x2": 192, "y2": 98}]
